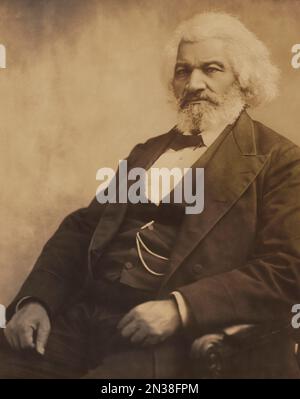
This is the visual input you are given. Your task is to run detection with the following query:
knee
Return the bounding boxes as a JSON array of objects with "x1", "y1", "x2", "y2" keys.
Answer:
[{"x1": 83, "y1": 349, "x2": 155, "y2": 379}]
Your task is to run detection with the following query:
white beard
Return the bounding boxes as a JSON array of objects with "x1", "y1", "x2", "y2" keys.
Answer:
[{"x1": 175, "y1": 83, "x2": 245, "y2": 133}]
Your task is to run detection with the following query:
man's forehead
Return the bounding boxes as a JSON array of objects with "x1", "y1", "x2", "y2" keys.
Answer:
[{"x1": 176, "y1": 38, "x2": 230, "y2": 65}]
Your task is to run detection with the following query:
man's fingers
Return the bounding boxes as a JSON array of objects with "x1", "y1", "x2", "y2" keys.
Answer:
[
  {"x1": 19, "y1": 326, "x2": 35, "y2": 349},
  {"x1": 117, "y1": 311, "x2": 135, "y2": 330},
  {"x1": 36, "y1": 324, "x2": 50, "y2": 355},
  {"x1": 141, "y1": 335, "x2": 161, "y2": 347},
  {"x1": 130, "y1": 329, "x2": 148, "y2": 344},
  {"x1": 4, "y1": 325, "x2": 24, "y2": 351},
  {"x1": 3, "y1": 328, "x2": 18, "y2": 350},
  {"x1": 120, "y1": 321, "x2": 139, "y2": 338}
]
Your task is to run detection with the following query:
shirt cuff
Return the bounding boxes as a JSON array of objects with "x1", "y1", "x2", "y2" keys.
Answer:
[
  {"x1": 15, "y1": 296, "x2": 34, "y2": 313},
  {"x1": 170, "y1": 290, "x2": 190, "y2": 327}
]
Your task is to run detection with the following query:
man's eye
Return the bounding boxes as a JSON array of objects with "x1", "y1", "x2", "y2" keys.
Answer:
[
  {"x1": 205, "y1": 67, "x2": 220, "y2": 74},
  {"x1": 175, "y1": 69, "x2": 189, "y2": 77}
]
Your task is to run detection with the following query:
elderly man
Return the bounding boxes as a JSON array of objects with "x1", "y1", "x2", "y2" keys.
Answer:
[{"x1": 1, "y1": 12, "x2": 300, "y2": 379}]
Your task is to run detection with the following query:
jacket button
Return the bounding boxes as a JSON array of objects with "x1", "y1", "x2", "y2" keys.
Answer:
[
  {"x1": 125, "y1": 261, "x2": 134, "y2": 270},
  {"x1": 192, "y1": 263, "x2": 204, "y2": 274}
]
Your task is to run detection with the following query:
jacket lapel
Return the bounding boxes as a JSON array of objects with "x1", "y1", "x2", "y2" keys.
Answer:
[
  {"x1": 88, "y1": 128, "x2": 176, "y2": 274},
  {"x1": 158, "y1": 111, "x2": 270, "y2": 292}
]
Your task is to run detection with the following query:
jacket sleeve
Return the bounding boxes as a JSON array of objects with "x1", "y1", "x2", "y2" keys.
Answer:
[
  {"x1": 6, "y1": 196, "x2": 105, "y2": 321},
  {"x1": 6, "y1": 142, "x2": 148, "y2": 321},
  {"x1": 177, "y1": 144, "x2": 300, "y2": 334}
]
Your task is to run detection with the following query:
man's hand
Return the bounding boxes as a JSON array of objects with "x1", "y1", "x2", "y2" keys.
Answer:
[
  {"x1": 117, "y1": 299, "x2": 181, "y2": 346},
  {"x1": 4, "y1": 302, "x2": 51, "y2": 355}
]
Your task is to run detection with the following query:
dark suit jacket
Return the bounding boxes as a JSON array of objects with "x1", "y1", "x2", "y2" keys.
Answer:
[{"x1": 7, "y1": 111, "x2": 300, "y2": 338}]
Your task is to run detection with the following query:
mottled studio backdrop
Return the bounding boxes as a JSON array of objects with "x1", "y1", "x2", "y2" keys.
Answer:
[{"x1": 1, "y1": 0, "x2": 300, "y2": 305}]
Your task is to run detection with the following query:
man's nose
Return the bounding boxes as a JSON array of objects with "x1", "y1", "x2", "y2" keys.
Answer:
[{"x1": 187, "y1": 69, "x2": 207, "y2": 92}]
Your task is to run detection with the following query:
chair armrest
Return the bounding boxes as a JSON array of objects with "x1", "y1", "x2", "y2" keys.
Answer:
[{"x1": 190, "y1": 323, "x2": 295, "y2": 378}]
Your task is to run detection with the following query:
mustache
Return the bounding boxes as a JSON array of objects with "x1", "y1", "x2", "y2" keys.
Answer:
[{"x1": 179, "y1": 92, "x2": 220, "y2": 108}]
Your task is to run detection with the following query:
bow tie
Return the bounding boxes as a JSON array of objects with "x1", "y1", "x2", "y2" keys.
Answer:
[{"x1": 169, "y1": 131, "x2": 205, "y2": 151}]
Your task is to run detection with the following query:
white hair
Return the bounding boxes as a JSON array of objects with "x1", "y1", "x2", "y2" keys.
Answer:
[{"x1": 164, "y1": 12, "x2": 280, "y2": 108}]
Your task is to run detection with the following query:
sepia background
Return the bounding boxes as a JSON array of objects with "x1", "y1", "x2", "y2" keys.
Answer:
[{"x1": 0, "y1": 0, "x2": 300, "y2": 305}]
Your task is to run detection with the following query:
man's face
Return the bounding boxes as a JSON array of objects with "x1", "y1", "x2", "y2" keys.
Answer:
[
  {"x1": 171, "y1": 38, "x2": 244, "y2": 132},
  {"x1": 172, "y1": 38, "x2": 236, "y2": 108}
]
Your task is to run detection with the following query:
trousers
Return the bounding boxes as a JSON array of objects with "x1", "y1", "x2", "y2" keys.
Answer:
[{"x1": 0, "y1": 280, "x2": 191, "y2": 379}]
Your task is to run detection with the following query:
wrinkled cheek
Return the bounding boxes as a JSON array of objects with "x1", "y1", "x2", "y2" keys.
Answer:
[{"x1": 172, "y1": 80, "x2": 187, "y2": 100}]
